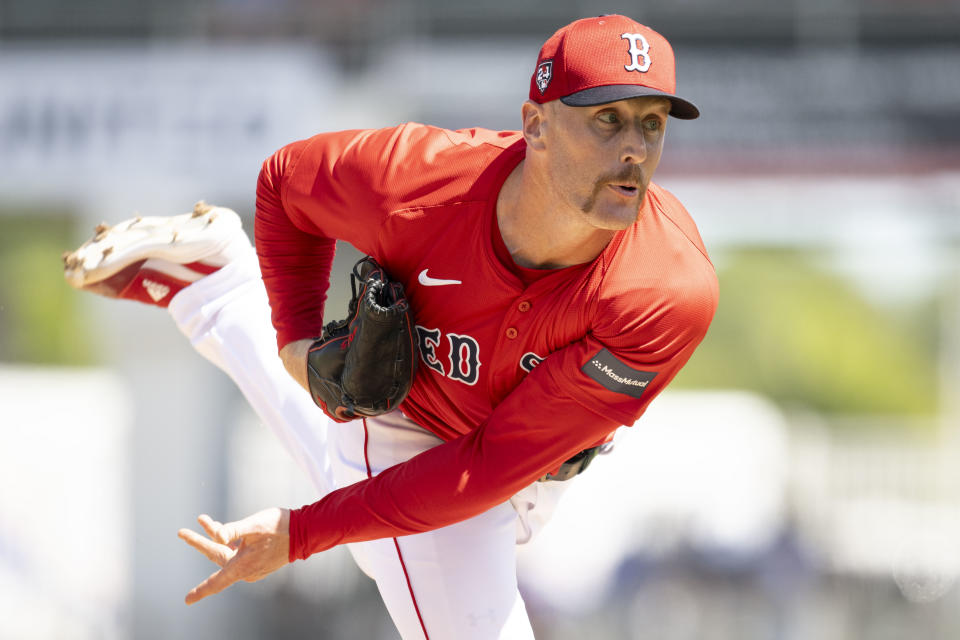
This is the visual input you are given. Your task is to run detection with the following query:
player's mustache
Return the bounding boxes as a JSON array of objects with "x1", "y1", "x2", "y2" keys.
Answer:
[
  {"x1": 580, "y1": 165, "x2": 645, "y2": 213},
  {"x1": 598, "y1": 166, "x2": 644, "y2": 187}
]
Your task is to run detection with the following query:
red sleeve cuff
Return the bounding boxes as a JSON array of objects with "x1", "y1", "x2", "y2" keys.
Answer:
[{"x1": 288, "y1": 506, "x2": 305, "y2": 562}]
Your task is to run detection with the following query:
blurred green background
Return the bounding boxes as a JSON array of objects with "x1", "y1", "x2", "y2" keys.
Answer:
[
  {"x1": 674, "y1": 248, "x2": 942, "y2": 417},
  {"x1": 0, "y1": 208, "x2": 93, "y2": 364}
]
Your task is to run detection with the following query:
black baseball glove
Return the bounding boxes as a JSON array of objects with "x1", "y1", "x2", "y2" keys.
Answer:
[{"x1": 306, "y1": 257, "x2": 418, "y2": 422}]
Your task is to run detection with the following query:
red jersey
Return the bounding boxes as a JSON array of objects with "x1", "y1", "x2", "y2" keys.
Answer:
[{"x1": 254, "y1": 123, "x2": 718, "y2": 560}]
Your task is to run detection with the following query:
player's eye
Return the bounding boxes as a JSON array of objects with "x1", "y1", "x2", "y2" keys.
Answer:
[
  {"x1": 643, "y1": 118, "x2": 662, "y2": 132},
  {"x1": 597, "y1": 111, "x2": 620, "y2": 125}
]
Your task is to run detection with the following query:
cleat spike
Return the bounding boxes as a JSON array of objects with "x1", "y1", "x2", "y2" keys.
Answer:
[
  {"x1": 93, "y1": 223, "x2": 110, "y2": 241},
  {"x1": 192, "y1": 201, "x2": 212, "y2": 218}
]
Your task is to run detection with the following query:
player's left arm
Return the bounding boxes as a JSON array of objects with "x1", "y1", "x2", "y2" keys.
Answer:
[
  {"x1": 287, "y1": 271, "x2": 719, "y2": 559},
  {"x1": 177, "y1": 508, "x2": 290, "y2": 605}
]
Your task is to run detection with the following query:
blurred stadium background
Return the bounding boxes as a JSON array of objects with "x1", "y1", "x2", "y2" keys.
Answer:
[{"x1": 1, "y1": 0, "x2": 959, "y2": 638}]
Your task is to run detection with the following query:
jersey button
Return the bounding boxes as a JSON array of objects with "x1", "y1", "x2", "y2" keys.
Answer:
[
  {"x1": 506, "y1": 327, "x2": 519, "y2": 339},
  {"x1": 518, "y1": 301, "x2": 531, "y2": 312}
]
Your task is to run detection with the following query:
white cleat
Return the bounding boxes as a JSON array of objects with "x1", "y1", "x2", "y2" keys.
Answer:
[{"x1": 62, "y1": 201, "x2": 251, "y2": 307}]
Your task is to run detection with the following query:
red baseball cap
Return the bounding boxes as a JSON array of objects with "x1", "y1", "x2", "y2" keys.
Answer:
[{"x1": 529, "y1": 15, "x2": 699, "y2": 120}]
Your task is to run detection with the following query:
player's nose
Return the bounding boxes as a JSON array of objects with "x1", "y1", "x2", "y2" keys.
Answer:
[{"x1": 618, "y1": 125, "x2": 648, "y2": 165}]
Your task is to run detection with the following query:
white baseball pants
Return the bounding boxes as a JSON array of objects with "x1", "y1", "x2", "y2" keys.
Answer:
[{"x1": 167, "y1": 255, "x2": 566, "y2": 639}]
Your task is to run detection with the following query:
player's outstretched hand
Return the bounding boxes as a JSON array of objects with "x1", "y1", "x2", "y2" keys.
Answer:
[{"x1": 177, "y1": 507, "x2": 290, "y2": 605}]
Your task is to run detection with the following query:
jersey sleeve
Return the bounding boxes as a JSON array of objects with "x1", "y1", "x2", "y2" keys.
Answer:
[
  {"x1": 550, "y1": 265, "x2": 719, "y2": 427},
  {"x1": 255, "y1": 139, "x2": 336, "y2": 350},
  {"x1": 255, "y1": 125, "x2": 429, "y2": 349},
  {"x1": 287, "y1": 272, "x2": 718, "y2": 559}
]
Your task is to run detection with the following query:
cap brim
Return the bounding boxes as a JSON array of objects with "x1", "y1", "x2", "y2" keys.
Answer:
[{"x1": 560, "y1": 85, "x2": 699, "y2": 120}]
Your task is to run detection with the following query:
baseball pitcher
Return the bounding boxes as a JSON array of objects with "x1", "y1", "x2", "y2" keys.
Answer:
[{"x1": 64, "y1": 15, "x2": 717, "y2": 639}]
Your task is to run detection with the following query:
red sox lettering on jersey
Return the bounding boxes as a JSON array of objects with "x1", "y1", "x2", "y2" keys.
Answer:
[
  {"x1": 415, "y1": 325, "x2": 483, "y2": 386},
  {"x1": 519, "y1": 352, "x2": 545, "y2": 373}
]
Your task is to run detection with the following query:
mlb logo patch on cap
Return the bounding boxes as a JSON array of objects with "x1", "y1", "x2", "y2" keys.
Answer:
[{"x1": 535, "y1": 60, "x2": 553, "y2": 94}]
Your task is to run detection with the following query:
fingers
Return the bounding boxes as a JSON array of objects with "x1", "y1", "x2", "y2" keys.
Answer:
[
  {"x1": 177, "y1": 528, "x2": 234, "y2": 567},
  {"x1": 197, "y1": 514, "x2": 219, "y2": 538},
  {"x1": 198, "y1": 513, "x2": 244, "y2": 546},
  {"x1": 179, "y1": 516, "x2": 241, "y2": 605},
  {"x1": 184, "y1": 566, "x2": 240, "y2": 605},
  {"x1": 196, "y1": 514, "x2": 232, "y2": 545},
  {"x1": 179, "y1": 508, "x2": 290, "y2": 606}
]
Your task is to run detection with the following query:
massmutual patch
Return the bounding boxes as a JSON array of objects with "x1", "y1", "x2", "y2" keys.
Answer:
[{"x1": 581, "y1": 348, "x2": 657, "y2": 399}]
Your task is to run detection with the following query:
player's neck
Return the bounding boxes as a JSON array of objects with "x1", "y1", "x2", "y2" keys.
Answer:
[{"x1": 496, "y1": 161, "x2": 615, "y2": 270}]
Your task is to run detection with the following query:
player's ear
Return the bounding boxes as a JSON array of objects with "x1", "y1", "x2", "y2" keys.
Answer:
[{"x1": 521, "y1": 100, "x2": 547, "y2": 151}]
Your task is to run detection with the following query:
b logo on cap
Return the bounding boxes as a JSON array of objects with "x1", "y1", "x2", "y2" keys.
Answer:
[
  {"x1": 535, "y1": 60, "x2": 553, "y2": 94},
  {"x1": 621, "y1": 33, "x2": 651, "y2": 72}
]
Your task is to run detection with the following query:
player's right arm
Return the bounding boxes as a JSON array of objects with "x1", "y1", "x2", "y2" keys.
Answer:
[
  {"x1": 279, "y1": 338, "x2": 312, "y2": 392},
  {"x1": 254, "y1": 137, "x2": 338, "y2": 353},
  {"x1": 254, "y1": 126, "x2": 405, "y2": 352}
]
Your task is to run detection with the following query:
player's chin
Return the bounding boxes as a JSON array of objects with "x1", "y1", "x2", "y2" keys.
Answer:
[
  {"x1": 594, "y1": 196, "x2": 644, "y2": 229},
  {"x1": 585, "y1": 205, "x2": 641, "y2": 231}
]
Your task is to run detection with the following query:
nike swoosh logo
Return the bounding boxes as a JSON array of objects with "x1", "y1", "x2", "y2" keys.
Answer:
[{"x1": 418, "y1": 269, "x2": 462, "y2": 287}]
